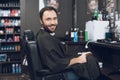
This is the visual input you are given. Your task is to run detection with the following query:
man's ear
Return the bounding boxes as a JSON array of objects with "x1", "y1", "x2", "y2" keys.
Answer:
[{"x1": 40, "y1": 20, "x2": 43, "y2": 24}]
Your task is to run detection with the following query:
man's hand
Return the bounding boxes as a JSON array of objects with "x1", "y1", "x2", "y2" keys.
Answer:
[
  {"x1": 83, "y1": 51, "x2": 92, "y2": 56},
  {"x1": 77, "y1": 53, "x2": 87, "y2": 63},
  {"x1": 77, "y1": 52, "x2": 92, "y2": 63},
  {"x1": 68, "y1": 52, "x2": 92, "y2": 66}
]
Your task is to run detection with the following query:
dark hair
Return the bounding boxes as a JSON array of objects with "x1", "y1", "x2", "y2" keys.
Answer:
[{"x1": 39, "y1": 6, "x2": 58, "y2": 20}]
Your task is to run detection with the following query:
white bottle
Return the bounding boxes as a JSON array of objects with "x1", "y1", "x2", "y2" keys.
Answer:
[
  {"x1": 12, "y1": 64, "x2": 15, "y2": 73},
  {"x1": 115, "y1": 10, "x2": 118, "y2": 21},
  {"x1": 70, "y1": 28, "x2": 74, "y2": 39},
  {"x1": 16, "y1": 64, "x2": 19, "y2": 73},
  {"x1": 98, "y1": 11, "x2": 103, "y2": 21}
]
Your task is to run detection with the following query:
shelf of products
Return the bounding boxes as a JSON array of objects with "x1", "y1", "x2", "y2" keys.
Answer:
[{"x1": 0, "y1": 0, "x2": 22, "y2": 76}]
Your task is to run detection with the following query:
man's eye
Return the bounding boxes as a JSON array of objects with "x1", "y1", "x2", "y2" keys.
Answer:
[
  {"x1": 54, "y1": 17, "x2": 57, "y2": 20},
  {"x1": 46, "y1": 18, "x2": 51, "y2": 21}
]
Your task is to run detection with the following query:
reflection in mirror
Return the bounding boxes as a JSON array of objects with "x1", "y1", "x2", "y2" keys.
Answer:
[
  {"x1": 39, "y1": 0, "x2": 59, "y2": 11},
  {"x1": 106, "y1": 0, "x2": 115, "y2": 14},
  {"x1": 87, "y1": 0, "x2": 98, "y2": 13},
  {"x1": 39, "y1": 0, "x2": 45, "y2": 11}
]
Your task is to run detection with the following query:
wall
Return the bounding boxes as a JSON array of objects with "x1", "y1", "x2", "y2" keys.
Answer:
[
  {"x1": 21, "y1": 0, "x2": 40, "y2": 36},
  {"x1": 76, "y1": 0, "x2": 88, "y2": 30}
]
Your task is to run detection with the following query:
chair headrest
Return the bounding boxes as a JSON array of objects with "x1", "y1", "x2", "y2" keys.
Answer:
[{"x1": 23, "y1": 29, "x2": 35, "y2": 41}]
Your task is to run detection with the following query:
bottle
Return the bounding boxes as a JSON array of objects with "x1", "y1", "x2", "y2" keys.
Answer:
[
  {"x1": 70, "y1": 28, "x2": 74, "y2": 41},
  {"x1": 18, "y1": 64, "x2": 22, "y2": 73},
  {"x1": 12, "y1": 64, "x2": 15, "y2": 73},
  {"x1": 65, "y1": 30, "x2": 69, "y2": 40},
  {"x1": 85, "y1": 30, "x2": 88, "y2": 42},
  {"x1": 73, "y1": 28, "x2": 78, "y2": 42},
  {"x1": 115, "y1": 10, "x2": 118, "y2": 21},
  {"x1": 15, "y1": 64, "x2": 19, "y2": 73},
  {"x1": 98, "y1": 11, "x2": 103, "y2": 21},
  {"x1": 94, "y1": 10, "x2": 98, "y2": 20},
  {"x1": 79, "y1": 30, "x2": 84, "y2": 42}
]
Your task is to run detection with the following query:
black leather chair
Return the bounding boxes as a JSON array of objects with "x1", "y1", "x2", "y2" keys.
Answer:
[
  {"x1": 26, "y1": 41, "x2": 67, "y2": 80},
  {"x1": 24, "y1": 30, "x2": 79, "y2": 80}
]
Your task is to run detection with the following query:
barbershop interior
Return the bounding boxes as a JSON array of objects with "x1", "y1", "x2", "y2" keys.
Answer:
[{"x1": 0, "y1": 0, "x2": 120, "y2": 80}]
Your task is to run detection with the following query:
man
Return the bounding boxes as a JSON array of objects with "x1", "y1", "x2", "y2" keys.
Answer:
[{"x1": 36, "y1": 6, "x2": 110, "y2": 80}]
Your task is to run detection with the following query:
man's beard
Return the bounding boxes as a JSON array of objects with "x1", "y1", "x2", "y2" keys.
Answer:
[
  {"x1": 43, "y1": 24, "x2": 57, "y2": 33},
  {"x1": 44, "y1": 26, "x2": 53, "y2": 33}
]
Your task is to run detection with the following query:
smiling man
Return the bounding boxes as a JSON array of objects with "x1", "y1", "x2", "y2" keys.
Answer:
[{"x1": 36, "y1": 6, "x2": 111, "y2": 80}]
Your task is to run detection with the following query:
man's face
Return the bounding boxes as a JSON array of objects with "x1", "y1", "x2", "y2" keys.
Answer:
[{"x1": 40, "y1": 10, "x2": 58, "y2": 32}]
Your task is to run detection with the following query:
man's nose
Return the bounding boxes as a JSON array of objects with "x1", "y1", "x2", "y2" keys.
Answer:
[{"x1": 51, "y1": 19, "x2": 56, "y2": 24}]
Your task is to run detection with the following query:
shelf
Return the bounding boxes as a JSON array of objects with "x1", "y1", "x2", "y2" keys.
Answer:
[
  {"x1": 0, "y1": 73, "x2": 22, "y2": 76},
  {"x1": 0, "y1": 51, "x2": 20, "y2": 53},
  {"x1": 0, "y1": 41, "x2": 20, "y2": 43},
  {"x1": 0, "y1": 0, "x2": 22, "y2": 75},
  {"x1": 0, "y1": 61, "x2": 21, "y2": 64},
  {"x1": 0, "y1": 16, "x2": 20, "y2": 18},
  {"x1": 0, "y1": 33, "x2": 20, "y2": 35},
  {"x1": 0, "y1": 6, "x2": 20, "y2": 8},
  {"x1": 0, "y1": 73, "x2": 29, "y2": 80}
]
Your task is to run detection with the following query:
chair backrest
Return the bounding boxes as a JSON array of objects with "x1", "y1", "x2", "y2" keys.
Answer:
[
  {"x1": 27, "y1": 41, "x2": 67, "y2": 80},
  {"x1": 22, "y1": 29, "x2": 36, "y2": 68},
  {"x1": 26, "y1": 41, "x2": 43, "y2": 80}
]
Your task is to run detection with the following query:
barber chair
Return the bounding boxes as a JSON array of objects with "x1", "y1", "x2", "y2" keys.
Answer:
[
  {"x1": 23, "y1": 30, "x2": 79, "y2": 80},
  {"x1": 26, "y1": 41, "x2": 79, "y2": 80}
]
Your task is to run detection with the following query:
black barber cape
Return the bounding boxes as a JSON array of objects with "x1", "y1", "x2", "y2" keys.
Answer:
[
  {"x1": 36, "y1": 29, "x2": 71, "y2": 72},
  {"x1": 36, "y1": 29, "x2": 101, "y2": 80}
]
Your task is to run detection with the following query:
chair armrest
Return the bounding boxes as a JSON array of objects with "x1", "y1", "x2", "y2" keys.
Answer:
[
  {"x1": 36, "y1": 69, "x2": 71, "y2": 76},
  {"x1": 36, "y1": 69, "x2": 51, "y2": 75}
]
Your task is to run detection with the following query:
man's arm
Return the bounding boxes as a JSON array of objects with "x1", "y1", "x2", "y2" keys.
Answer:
[{"x1": 68, "y1": 52, "x2": 92, "y2": 66}]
